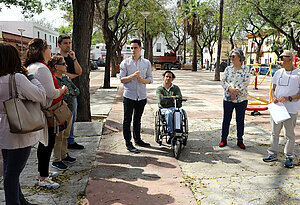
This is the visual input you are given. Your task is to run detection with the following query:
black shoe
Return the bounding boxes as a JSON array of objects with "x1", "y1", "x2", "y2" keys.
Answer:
[
  {"x1": 52, "y1": 161, "x2": 68, "y2": 171},
  {"x1": 135, "y1": 140, "x2": 150, "y2": 147},
  {"x1": 62, "y1": 153, "x2": 76, "y2": 164},
  {"x1": 127, "y1": 145, "x2": 140, "y2": 153},
  {"x1": 68, "y1": 142, "x2": 84, "y2": 149},
  {"x1": 20, "y1": 197, "x2": 38, "y2": 205},
  {"x1": 167, "y1": 137, "x2": 172, "y2": 144}
]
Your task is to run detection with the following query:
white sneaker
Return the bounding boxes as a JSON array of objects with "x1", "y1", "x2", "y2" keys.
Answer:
[
  {"x1": 38, "y1": 177, "x2": 60, "y2": 189},
  {"x1": 48, "y1": 171, "x2": 59, "y2": 178},
  {"x1": 36, "y1": 171, "x2": 59, "y2": 181}
]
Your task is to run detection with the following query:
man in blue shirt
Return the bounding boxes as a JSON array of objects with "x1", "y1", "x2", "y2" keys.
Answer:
[{"x1": 120, "y1": 39, "x2": 153, "y2": 153}]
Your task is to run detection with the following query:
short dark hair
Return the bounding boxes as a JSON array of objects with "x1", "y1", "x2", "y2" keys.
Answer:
[
  {"x1": 58, "y1": 34, "x2": 70, "y2": 44},
  {"x1": 24, "y1": 38, "x2": 48, "y2": 67},
  {"x1": 48, "y1": 56, "x2": 65, "y2": 72},
  {"x1": 130, "y1": 39, "x2": 142, "y2": 47},
  {"x1": 0, "y1": 43, "x2": 23, "y2": 77},
  {"x1": 163, "y1": 70, "x2": 176, "y2": 78}
]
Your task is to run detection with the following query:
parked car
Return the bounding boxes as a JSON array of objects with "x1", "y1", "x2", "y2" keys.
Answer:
[
  {"x1": 270, "y1": 64, "x2": 281, "y2": 76},
  {"x1": 259, "y1": 64, "x2": 281, "y2": 76},
  {"x1": 259, "y1": 64, "x2": 270, "y2": 75},
  {"x1": 95, "y1": 60, "x2": 106, "y2": 67},
  {"x1": 89, "y1": 60, "x2": 98, "y2": 70}
]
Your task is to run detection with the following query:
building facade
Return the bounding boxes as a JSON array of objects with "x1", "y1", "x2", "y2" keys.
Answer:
[{"x1": 0, "y1": 21, "x2": 59, "y2": 54}]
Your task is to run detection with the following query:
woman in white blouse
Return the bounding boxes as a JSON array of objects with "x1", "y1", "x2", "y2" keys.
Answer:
[
  {"x1": 0, "y1": 43, "x2": 46, "y2": 205},
  {"x1": 219, "y1": 48, "x2": 250, "y2": 149},
  {"x1": 25, "y1": 39, "x2": 68, "y2": 189}
]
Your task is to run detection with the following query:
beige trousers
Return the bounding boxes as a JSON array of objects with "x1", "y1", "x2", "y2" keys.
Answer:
[{"x1": 53, "y1": 114, "x2": 73, "y2": 162}]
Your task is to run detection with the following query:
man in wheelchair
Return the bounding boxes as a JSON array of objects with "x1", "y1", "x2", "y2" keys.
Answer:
[{"x1": 156, "y1": 71, "x2": 184, "y2": 143}]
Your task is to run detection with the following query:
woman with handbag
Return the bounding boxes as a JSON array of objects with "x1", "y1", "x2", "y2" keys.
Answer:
[
  {"x1": 0, "y1": 43, "x2": 46, "y2": 205},
  {"x1": 48, "y1": 56, "x2": 78, "y2": 171},
  {"x1": 25, "y1": 38, "x2": 68, "y2": 189}
]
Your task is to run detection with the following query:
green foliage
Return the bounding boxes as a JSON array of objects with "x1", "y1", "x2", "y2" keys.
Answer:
[
  {"x1": 131, "y1": 0, "x2": 170, "y2": 39},
  {"x1": 0, "y1": 0, "x2": 43, "y2": 17},
  {"x1": 91, "y1": 29, "x2": 104, "y2": 45},
  {"x1": 58, "y1": 25, "x2": 72, "y2": 36}
]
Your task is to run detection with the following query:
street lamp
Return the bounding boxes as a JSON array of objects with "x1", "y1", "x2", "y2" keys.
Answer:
[
  {"x1": 18, "y1": 28, "x2": 25, "y2": 59},
  {"x1": 140, "y1": 11, "x2": 151, "y2": 59}
]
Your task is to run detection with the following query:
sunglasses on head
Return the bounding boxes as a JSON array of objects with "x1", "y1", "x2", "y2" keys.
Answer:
[
  {"x1": 57, "y1": 62, "x2": 67, "y2": 66},
  {"x1": 279, "y1": 55, "x2": 291, "y2": 60}
]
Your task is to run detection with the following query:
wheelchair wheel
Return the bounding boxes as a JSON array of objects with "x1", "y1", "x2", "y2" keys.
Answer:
[
  {"x1": 182, "y1": 109, "x2": 188, "y2": 146},
  {"x1": 154, "y1": 111, "x2": 162, "y2": 145},
  {"x1": 172, "y1": 138, "x2": 182, "y2": 159}
]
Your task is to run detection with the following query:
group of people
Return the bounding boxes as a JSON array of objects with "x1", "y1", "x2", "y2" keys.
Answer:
[
  {"x1": 0, "y1": 34, "x2": 85, "y2": 205},
  {"x1": 219, "y1": 48, "x2": 300, "y2": 169},
  {"x1": 120, "y1": 43, "x2": 300, "y2": 170},
  {"x1": 0, "y1": 35, "x2": 299, "y2": 204}
]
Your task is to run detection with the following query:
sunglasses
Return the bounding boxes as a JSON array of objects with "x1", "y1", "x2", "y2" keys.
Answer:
[
  {"x1": 229, "y1": 55, "x2": 237, "y2": 58},
  {"x1": 279, "y1": 55, "x2": 291, "y2": 60},
  {"x1": 56, "y1": 62, "x2": 67, "y2": 66}
]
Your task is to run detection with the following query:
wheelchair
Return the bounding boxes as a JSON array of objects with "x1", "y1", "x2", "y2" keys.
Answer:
[{"x1": 154, "y1": 97, "x2": 188, "y2": 159}]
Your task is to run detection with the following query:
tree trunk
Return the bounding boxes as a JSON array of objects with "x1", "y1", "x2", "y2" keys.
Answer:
[
  {"x1": 148, "y1": 35, "x2": 153, "y2": 63},
  {"x1": 192, "y1": 35, "x2": 197, "y2": 71},
  {"x1": 72, "y1": 0, "x2": 94, "y2": 122},
  {"x1": 111, "y1": 51, "x2": 117, "y2": 77},
  {"x1": 209, "y1": 50, "x2": 213, "y2": 71},
  {"x1": 104, "y1": 40, "x2": 111, "y2": 88},
  {"x1": 199, "y1": 49, "x2": 204, "y2": 69},
  {"x1": 214, "y1": 0, "x2": 224, "y2": 81}
]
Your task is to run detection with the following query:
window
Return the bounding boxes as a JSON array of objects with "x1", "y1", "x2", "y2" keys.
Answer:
[
  {"x1": 204, "y1": 48, "x2": 208, "y2": 53},
  {"x1": 56, "y1": 37, "x2": 57, "y2": 47},
  {"x1": 45, "y1": 34, "x2": 47, "y2": 40},
  {"x1": 49, "y1": 35, "x2": 51, "y2": 42},
  {"x1": 156, "y1": 43, "x2": 161, "y2": 52},
  {"x1": 37, "y1": 31, "x2": 40, "y2": 38}
]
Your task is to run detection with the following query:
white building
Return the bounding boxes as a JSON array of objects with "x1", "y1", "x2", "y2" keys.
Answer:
[
  {"x1": 0, "y1": 21, "x2": 59, "y2": 54},
  {"x1": 90, "y1": 43, "x2": 131, "y2": 62},
  {"x1": 246, "y1": 34, "x2": 278, "y2": 65},
  {"x1": 152, "y1": 36, "x2": 171, "y2": 56}
]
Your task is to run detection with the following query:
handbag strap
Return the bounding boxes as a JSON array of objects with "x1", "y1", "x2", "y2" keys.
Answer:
[{"x1": 8, "y1": 74, "x2": 18, "y2": 98}]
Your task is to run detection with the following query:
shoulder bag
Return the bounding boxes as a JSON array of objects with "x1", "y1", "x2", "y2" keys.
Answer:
[
  {"x1": 4, "y1": 74, "x2": 45, "y2": 134},
  {"x1": 42, "y1": 100, "x2": 72, "y2": 127}
]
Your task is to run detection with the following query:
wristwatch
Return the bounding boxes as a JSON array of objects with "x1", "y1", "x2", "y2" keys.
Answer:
[
  {"x1": 73, "y1": 58, "x2": 77, "y2": 62},
  {"x1": 288, "y1": 96, "x2": 293, "y2": 102}
]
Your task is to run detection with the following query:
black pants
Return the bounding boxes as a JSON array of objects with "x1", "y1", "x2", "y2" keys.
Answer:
[
  {"x1": 2, "y1": 146, "x2": 31, "y2": 205},
  {"x1": 37, "y1": 127, "x2": 56, "y2": 177},
  {"x1": 123, "y1": 97, "x2": 147, "y2": 147}
]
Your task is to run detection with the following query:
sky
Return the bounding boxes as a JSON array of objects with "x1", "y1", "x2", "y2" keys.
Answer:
[{"x1": 0, "y1": 3, "x2": 67, "y2": 28}]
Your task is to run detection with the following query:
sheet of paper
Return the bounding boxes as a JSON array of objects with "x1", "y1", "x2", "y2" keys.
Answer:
[{"x1": 268, "y1": 102, "x2": 291, "y2": 124}]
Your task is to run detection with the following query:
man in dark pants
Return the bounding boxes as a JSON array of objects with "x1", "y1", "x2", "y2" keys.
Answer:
[
  {"x1": 120, "y1": 39, "x2": 153, "y2": 153},
  {"x1": 57, "y1": 34, "x2": 84, "y2": 150}
]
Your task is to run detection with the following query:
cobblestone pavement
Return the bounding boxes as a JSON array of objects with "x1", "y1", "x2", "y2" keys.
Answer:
[{"x1": 86, "y1": 68, "x2": 300, "y2": 205}]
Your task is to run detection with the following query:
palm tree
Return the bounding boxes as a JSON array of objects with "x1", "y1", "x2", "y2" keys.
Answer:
[{"x1": 181, "y1": 0, "x2": 202, "y2": 71}]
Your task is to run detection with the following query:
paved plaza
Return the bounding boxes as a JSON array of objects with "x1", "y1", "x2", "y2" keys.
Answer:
[{"x1": 0, "y1": 68, "x2": 300, "y2": 204}]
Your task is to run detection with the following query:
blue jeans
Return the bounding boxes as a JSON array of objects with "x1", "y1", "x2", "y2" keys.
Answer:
[
  {"x1": 2, "y1": 146, "x2": 31, "y2": 205},
  {"x1": 123, "y1": 97, "x2": 147, "y2": 147},
  {"x1": 221, "y1": 100, "x2": 248, "y2": 142},
  {"x1": 160, "y1": 108, "x2": 183, "y2": 134},
  {"x1": 68, "y1": 97, "x2": 77, "y2": 144}
]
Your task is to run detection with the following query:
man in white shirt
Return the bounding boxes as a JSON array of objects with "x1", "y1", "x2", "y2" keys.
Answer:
[
  {"x1": 263, "y1": 50, "x2": 300, "y2": 168},
  {"x1": 120, "y1": 39, "x2": 153, "y2": 153}
]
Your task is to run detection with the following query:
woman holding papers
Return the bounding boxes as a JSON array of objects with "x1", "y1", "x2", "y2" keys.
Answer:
[
  {"x1": 263, "y1": 50, "x2": 300, "y2": 168},
  {"x1": 219, "y1": 49, "x2": 250, "y2": 149}
]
